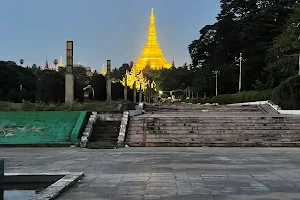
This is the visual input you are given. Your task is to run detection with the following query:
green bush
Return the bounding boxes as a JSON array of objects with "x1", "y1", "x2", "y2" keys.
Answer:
[
  {"x1": 191, "y1": 90, "x2": 271, "y2": 105},
  {"x1": 272, "y1": 75, "x2": 300, "y2": 109}
]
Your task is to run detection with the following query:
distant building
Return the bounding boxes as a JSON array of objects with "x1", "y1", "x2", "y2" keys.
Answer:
[{"x1": 85, "y1": 66, "x2": 98, "y2": 77}]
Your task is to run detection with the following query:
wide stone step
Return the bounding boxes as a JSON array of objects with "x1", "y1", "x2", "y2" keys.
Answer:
[
  {"x1": 130, "y1": 116, "x2": 300, "y2": 120},
  {"x1": 127, "y1": 133, "x2": 300, "y2": 138},
  {"x1": 129, "y1": 122, "x2": 300, "y2": 127},
  {"x1": 128, "y1": 126, "x2": 300, "y2": 131},
  {"x1": 145, "y1": 105, "x2": 260, "y2": 109},
  {"x1": 145, "y1": 108, "x2": 263, "y2": 111},
  {"x1": 127, "y1": 134, "x2": 300, "y2": 140},
  {"x1": 126, "y1": 139, "x2": 300, "y2": 144},
  {"x1": 126, "y1": 141, "x2": 300, "y2": 147},
  {"x1": 93, "y1": 127, "x2": 119, "y2": 133},
  {"x1": 130, "y1": 116, "x2": 300, "y2": 119},
  {"x1": 93, "y1": 133, "x2": 119, "y2": 137},
  {"x1": 129, "y1": 120, "x2": 300, "y2": 124},
  {"x1": 127, "y1": 129, "x2": 300, "y2": 134}
]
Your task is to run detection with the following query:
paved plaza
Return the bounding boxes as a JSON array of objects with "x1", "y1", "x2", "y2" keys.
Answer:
[{"x1": 2, "y1": 147, "x2": 300, "y2": 199}]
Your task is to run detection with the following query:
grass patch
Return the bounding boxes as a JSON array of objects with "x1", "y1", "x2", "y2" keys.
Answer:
[
  {"x1": 86, "y1": 141, "x2": 119, "y2": 149},
  {"x1": 0, "y1": 101, "x2": 134, "y2": 112}
]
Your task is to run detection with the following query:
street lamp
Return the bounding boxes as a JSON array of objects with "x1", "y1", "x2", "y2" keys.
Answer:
[
  {"x1": 20, "y1": 59, "x2": 24, "y2": 66},
  {"x1": 54, "y1": 59, "x2": 58, "y2": 71},
  {"x1": 235, "y1": 53, "x2": 246, "y2": 92},
  {"x1": 159, "y1": 90, "x2": 163, "y2": 98},
  {"x1": 292, "y1": 22, "x2": 300, "y2": 75},
  {"x1": 212, "y1": 70, "x2": 220, "y2": 96}
]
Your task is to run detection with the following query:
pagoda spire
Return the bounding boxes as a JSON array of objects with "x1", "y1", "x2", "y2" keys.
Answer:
[
  {"x1": 172, "y1": 57, "x2": 175, "y2": 68},
  {"x1": 58, "y1": 56, "x2": 63, "y2": 67},
  {"x1": 132, "y1": 8, "x2": 171, "y2": 72},
  {"x1": 44, "y1": 55, "x2": 49, "y2": 70},
  {"x1": 101, "y1": 64, "x2": 106, "y2": 76}
]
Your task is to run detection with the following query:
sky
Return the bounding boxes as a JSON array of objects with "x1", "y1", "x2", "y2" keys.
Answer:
[{"x1": 0, "y1": 0, "x2": 220, "y2": 71}]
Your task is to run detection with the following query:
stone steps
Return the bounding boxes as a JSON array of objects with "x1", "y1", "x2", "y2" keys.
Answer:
[
  {"x1": 126, "y1": 104, "x2": 300, "y2": 147},
  {"x1": 126, "y1": 114, "x2": 300, "y2": 147},
  {"x1": 90, "y1": 120, "x2": 120, "y2": 143}
]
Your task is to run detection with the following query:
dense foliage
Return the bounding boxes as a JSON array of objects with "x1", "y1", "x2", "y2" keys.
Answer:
[
  {"x1": 188, "y1": 0, "x2": 300, "y2": 96},
  {"x1": 272, "y1": 75, "x2": 300, "y2": 109},
  {"x1": 0, "y1": 61, "x2": 131, "y2": 103}
]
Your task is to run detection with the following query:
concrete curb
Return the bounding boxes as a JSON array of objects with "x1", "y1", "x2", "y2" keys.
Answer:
[
  {"x1": 80, "y1": 111, "x2": 97, "y2": 147},
  {"x1": 36, "y1": 172, "x2": 84, "y2": 200},
  {"x1": 118, "y1": 111, "x2": 129, "y2": 146},
  {"x1": 228, "y1": 100, "x2": 300, "y2": 115},
  {"x1": 4, "y1": 172, "x2": 84, "y2": 200},
  {"x1": 129, "y1": 102, "x2": 145, "y2": 116}
]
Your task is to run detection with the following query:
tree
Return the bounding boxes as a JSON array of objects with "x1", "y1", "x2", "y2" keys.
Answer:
[
  {"x1": 36, "y1": 71, "x2": 64, "y2": 103},
  {"x1": 111, "y1": 63, "x2": 131, "y2": 80},
  {"x1": 90, "y1": 73, "x2": 106, "y2": 101},
  {"x1": 7, "y1": 89, "x2": 20, "y2": 103},
  {"x1": 0, "y1": 60, "x2": 36, "y2": 95},
  {"x1": 264, "y1": 7, "x2": 300, "y2": 88},
  {"x1": 272, "y1": 75, "x2": 300, "y2": 109},
  {"x1": 18, "y1": 89, "x2": 30, "y2": 101},
  {"x1": 188, "y1": 0, "x2": 299, "y2": 96},
  {"x1": 112, "y1": 82, "x2": 124, "y2": 100}
]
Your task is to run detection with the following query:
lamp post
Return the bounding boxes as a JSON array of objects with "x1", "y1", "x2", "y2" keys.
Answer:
[
  {"x1": 235, "y1": 53, "x2": 246, "y2": 92},
  {"x1": 212, "y1": 70, "x2": 220, "y2": 96},
  {"x1": 159, "y1": 90, "x2": 163, "y2": 98},
  {"x1": 292, "y1": 22, "x2": 300, "y2": 75},
  {"x1": 54, "y1": 59, "x2": 58, "y2": 71}
]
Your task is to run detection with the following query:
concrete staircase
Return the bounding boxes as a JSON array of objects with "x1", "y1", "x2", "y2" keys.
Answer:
[
  {"x1": 90, "y1": 120, "x2": 120, "y2": 144},
  {"x1": 126, "y1": 104, "x2": 300, "y2": 147}
]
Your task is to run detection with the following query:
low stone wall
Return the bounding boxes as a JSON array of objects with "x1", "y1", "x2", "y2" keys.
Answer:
[
  {"x1": 229, "y1": 101, "x2": 300, "y2": 115},
  {"x1": 117, "y1": 111, "x2": 129, "y2": 145},
  {"x1": 80, "y1": 111, "x2": 97, "y2": 147}
]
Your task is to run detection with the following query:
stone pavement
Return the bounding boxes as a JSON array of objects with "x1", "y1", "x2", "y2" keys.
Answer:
[{"x1": 2, "y1": 147, "x2": 300, "y2": 199}]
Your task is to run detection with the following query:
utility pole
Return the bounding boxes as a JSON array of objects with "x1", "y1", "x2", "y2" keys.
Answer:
[
  {"x1": 235, "y1": 53, "x2": 246, "y2": 92},
  {"x1": 212, "y1": 70, "x2": 220, "y2": 96},
  {"x1": 292, "y1": 22, "x2": 300, "y2": 75}
]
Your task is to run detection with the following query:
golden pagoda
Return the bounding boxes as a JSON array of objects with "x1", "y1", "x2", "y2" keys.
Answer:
[
  {"x1": 133, "y1": 8, "x2": 171, "y2": 72},
  {"x1": 101, "y1": 64, "x2": 106, "y2": 76},
  {"x1": 58, "y1": 56, "x2": 63, "y2": 68}
]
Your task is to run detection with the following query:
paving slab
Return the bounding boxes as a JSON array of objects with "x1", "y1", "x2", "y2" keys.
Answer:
[{"x1": 1, "y1": 147, "x2": 300, "y2": 199}]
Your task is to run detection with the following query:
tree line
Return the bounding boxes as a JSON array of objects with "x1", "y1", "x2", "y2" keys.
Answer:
[
  {"x1": 0, "y1": 61, "x2": 137, "y2": 103},
  {"x1": 187, "y1": 0, "x2": 300, "y2": 97}
]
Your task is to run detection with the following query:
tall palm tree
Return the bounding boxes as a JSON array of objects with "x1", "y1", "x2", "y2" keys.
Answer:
[{"x1": 54, "y1": 59, "x2": 58, "y2": 71}]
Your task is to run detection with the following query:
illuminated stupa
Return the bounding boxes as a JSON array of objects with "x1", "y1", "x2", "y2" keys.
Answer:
[{"x1": 133, "y1": 8, "x2": 171, "y2": 72}]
